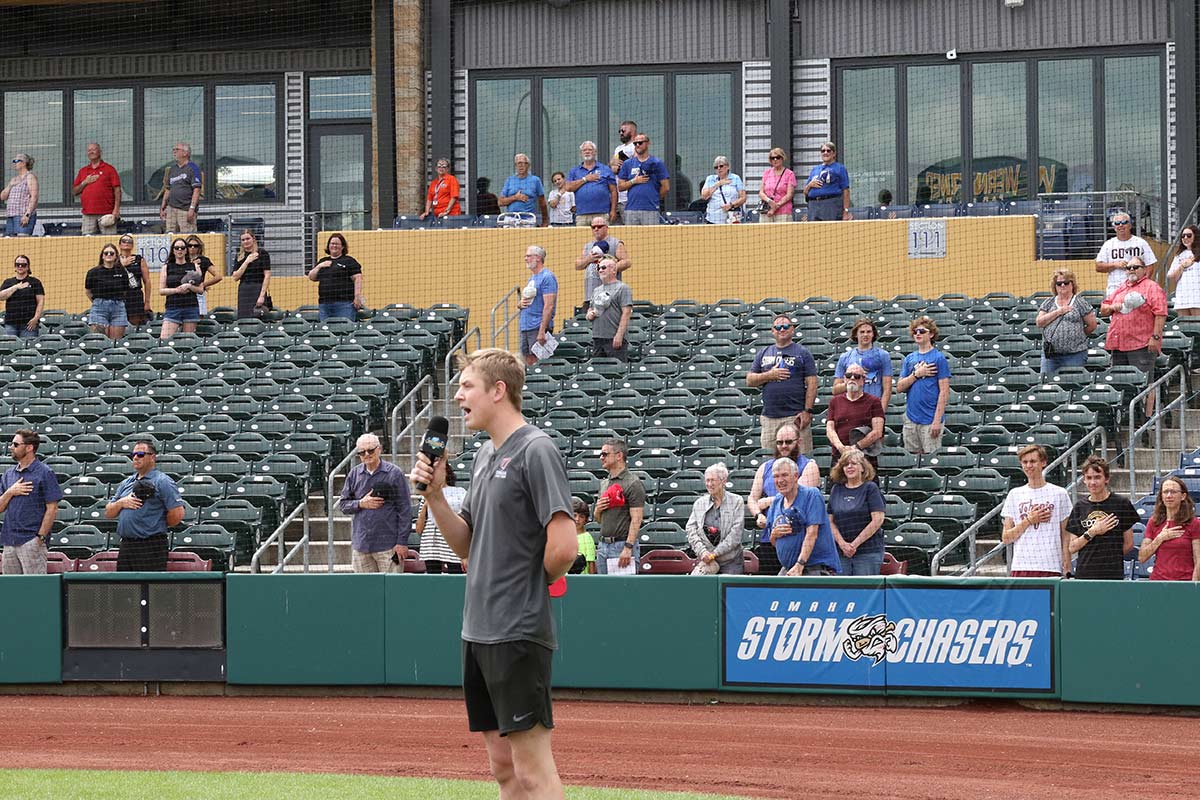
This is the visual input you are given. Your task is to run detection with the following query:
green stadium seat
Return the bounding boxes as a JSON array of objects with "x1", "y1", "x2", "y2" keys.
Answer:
[
  {"x1": 60, "y1": 476, "x2": 110, "y2": 508},
  {"x1": 43, "y1": 455, "x2": 87, "y2": 483},
  {"x1": 198, "y1": 498, "x2": 264, "y2": 542},
  {"x1": 173, "y1": 525, "x2": 237, "y2": 571},
  {"x1": 255, "y1": 453, "x2": 310, "y2": 504},
  {"x1": 627, "y1": 450, "x2": 682, "y2": 477},
  {"x1": 192, "y1": 414, "x2": 241, "y2": 440},
  {"x1": 42, "y1": 416, "x2": 88, "y2": 440},
  {"x1": 85, "y1": 455, "x2": 133, "y2": 487},
  {"x1": 177, "y1": 475, "x2": 226, "y2": 508},
  {"x1": 59, "y1": 435, "x2": 109, "y2": 463},
  {"x1": 680, "y1": 429, "x2": 736, "y2": 453},
  {"x1": 989, "y1": 404, "x2": 1041, "y2": 431},
  {"x1": 887, "y1": 468, "x2": 944, "y2": 501},
  {"x1": 921, "y1": 447, "x2": 979, "y2": 475},
  {"x1": 637, "y1": 521, "x2": 689, "y2": 549},
  {"x1": 93, "y1": 380, "x2": 139, "y2": 403},
  {"x1": 228, "y1": 475, "x2": 287, "y2": 529},
  {"x1": 165, "y1": 433, "x2": 221, "y2": 463},
  {"x1": 195, "y1": 453, "x2": 252, "y2": 483},
  {"x1": 114, "y1": 396, "x2": 161, "y2": 421},
  {"x1": 50, "y1": 524, "x2": 109, "y2": 559},
  {"x1": 946, "y1": 467, "x2": 1011, "y2": 507}
]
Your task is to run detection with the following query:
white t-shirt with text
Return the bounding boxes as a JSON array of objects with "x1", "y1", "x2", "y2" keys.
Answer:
[{"x1": 1001, "y1": 482, "x2": 1072, "y2": 573}]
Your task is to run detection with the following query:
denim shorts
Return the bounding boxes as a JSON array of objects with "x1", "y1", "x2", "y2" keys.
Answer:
[
  {"x1": 319, "y1": 301, "x2": 357, "y2": 322},
  {"x1": 89, "y1": 298, "x2": 129, "y2": 328},
  {"x1": 5, "y1": 212, "x2": 36, "y2": 236},
  {"x1": 163, "y1": 305, "x2": 201, "y2": 323}
]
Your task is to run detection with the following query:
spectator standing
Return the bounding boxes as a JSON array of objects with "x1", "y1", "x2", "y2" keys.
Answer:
[
  {"x1": 1001, "y1": 445, "x2": 1072, "y2": 577},
  {"x1": 85, "y1": 244, "x2": 130, "y2": 340},
  {"x1": 546, "y1": 172, "x2": 574, "y2": 226},
  {"x1": 700, "y1": 156, "x2": 747, "y2": 224},
  {"x1": 159, "y1": 142, "x2": 202, "y2": 234},
  {"x1": 414, "y1": 466, "x2": 466, "y2": 575},
  {"x1": 828, "y1": 450, "x2": 886, "y2": 575},
  {"x1": 159, "y1": 237, "x2": 204, "y2": 339},
  {"x1": 617, "y1": 134, "x2": 670, "y2": 225},
  {"x1": 338, "y1": 433, "x2": 413, "y2": 574},
  {"x1": 73, "y1": 142, "x2": 122, "y2": 235},
  {"x1": 1095, "y1": 211, "x2": 1156, "y2": 294},
  {"x1": 574, "y1": 219, "x2": 631, "y2": 307},
  {"x1": 498, "y1": 153, "x2": 548, "y2": 227},
  {"x1": 613, "y1": 120, "x2": 638, "y2": 163},
  {"x1": 1137, "y1": 476, "x2": 1200, "y2": 581},
  {"x1": 0, "y1": 429, "x2": 62, "y2": 575},
  {"x1": 117, "y1": 234, "x2": 153, "y2": 328},
  {"x1": 474, "y1": 177, "x2": 500, "y2": 216},
  {"x1": 563, "y1": 141, "x2": 616, "y2": 224},
  {"x1": 0, "y1": 255, "x2": 44, "y2": 338},
  {"x1": 825, "y1": 364, "x2": 884, "y2": 470},
  {"x1": 231, "y1": 229, "x2": 271, "y2": 320},
  {"x1": 419, "y1": 158, "x2": 461, "y2": 220},
  {"x1": 685, "y1": 462, "x2": 746, "y2": 575},
  {"x1": 1066, "y1": 455, "x2": 1138, "y2": 580},
  {"x1": 586, "y1": 257, "x2": 633, "y2": 362},
  {"x1": 1099, "y1": 257, "x2": 1168, "y2": 417},
  {"x1": 758, "y1": 147, "x2": 797, "y2": 223},
  {"x1": 609, "y1": 156, "x2": 628, "y2": 223},
  {"x1": 308, "y1": 233, "x2": 365, "y2": 322},
  {"x1": 833, "y1": 318, "x2": 893, "y2": 408},
  {"x1": 517, "y1": 245, "x2": 558, "y2": 366},
  {"x1": 185, "y1": 235, "x2": 221, "y2": 318},
  {"x1": 569, "y1": 497, "x2": 597, "y2": 574},
  {"x1": 747, "y1": 423, "x2": 820, "y2": 576},
  {"x1": 758, "y1": 458, "x2": 842, "y2": 576},
  {"x1": 104, "y1": 439, "x2": 185, "y2": 572},
  {"x1": 1036, "y1": 269, "x2": 1098, "y2": 376},
  {"x1": 897, "y1": 316, "x2": 951, "y2": 455},
  {"x1": 747, "y1": 314, "x2": 818, "y2": 453},
  {"x1": 802, "y1": 141, "x2": 850, "y2": 222},
  {"x1": 593, "y1": 438, "x2": 646, "y2": 574},
  {"x1": 2, "y1": 153, "x2": 38, "y2": 236},
  {"x1": 1167, "y1": 224, "x2": 1200, "y2": 318}
]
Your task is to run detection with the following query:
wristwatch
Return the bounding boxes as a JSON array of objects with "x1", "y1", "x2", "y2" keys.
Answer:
[
  {"x1": 1151, "y1": 334, "x2": 1161, "y2": 341},
  {"x1": 795, "y1": 560, "x2": 807, "y2": 569},
  {"x1": 804, "y1": 407, "x2": 815, "y2": 414},
  {"x1": 623, "y1": 541, "x2": 634, "y2": 549},
  {"x1": 1082, "y1": 533, "x2": 1094, "y2": 542}
]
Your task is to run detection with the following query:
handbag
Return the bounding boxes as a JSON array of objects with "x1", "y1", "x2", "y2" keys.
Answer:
[{"x1": 690, "y1": 558, "x2": 720, "y2": 575}]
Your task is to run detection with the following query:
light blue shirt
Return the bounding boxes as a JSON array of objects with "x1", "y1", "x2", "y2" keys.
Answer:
[
  {"x1": 110, "y1": 469, "x2": 184, "y2": 540},
  {"x1": 702, "y1": 173, "x2": 746, "y2": 223},
  {"x1": 519, "y1": 269, "x2": 558, "y2": 332},
  {"x1": 500, "y1": 174, "x2": 546, "y2": 214}
]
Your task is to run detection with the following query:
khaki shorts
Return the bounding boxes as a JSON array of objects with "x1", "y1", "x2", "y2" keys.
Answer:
[
  {"x1": 902, "y1": 421, "x2": 943, "y2": 455},
  {"x1": 2, "y1": 537, "x2": 48, "y2": 575},
  {"x1": 81, "y1": 213, "x2": 118, "y2": 235},
  {"x1": 575, "y1": 213, "x2": 609, "y2": 226},
  {"x1": 352, "y1": 549, "x2": 402, "y2": 573},
  {"x1": 760, "y1": 414, "x2": 812, "y2": 454},
  {"x1": 163, "y1": 206, "x2": 197, "y2": 233}
]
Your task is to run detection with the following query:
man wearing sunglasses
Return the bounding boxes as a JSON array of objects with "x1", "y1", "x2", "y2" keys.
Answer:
[
  {"x1": 748, "y1": 314, "x2": 818, "y2": 453},
  {"x1": 105, "y1": 440, "x2": 184, "y2": 571},
  {"x1": 0, "y1": 429, "x2": 62, "y2": 575},
  {"x1": 616, "y1": 134, "x2": 670, "y2": 225},
  {"x1": 573, "y1": 218, "x2": 631, "y2": 308},
  {"x1": 802, "y1": 141, "x2": 851, "y2": 222},
  {"x1": 1096, "y1": 212, "x2": 1156, "y2": 294},
  {"x1": 897, "y1": 317, "x2": 951, "y2": 455},
  {"x1": 339, "y1": 433, "x2": 413, "y2": 573}
]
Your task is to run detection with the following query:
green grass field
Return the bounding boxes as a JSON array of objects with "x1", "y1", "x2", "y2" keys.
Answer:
[{"x1": 0, "y1": 769, "x2": 753, "y2": 800}]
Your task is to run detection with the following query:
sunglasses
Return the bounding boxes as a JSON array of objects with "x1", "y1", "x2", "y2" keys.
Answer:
[
  {"x1": 599, "y1": 451, "x2": 615, "y2": 458},
  {"x1": 10, "y1": 158, "x2": 23, "y2": 164},
  {"x1": 633, "y1": 139, "x2": 648, "y2": 145},
  {"x1": 769, "y1": 155, "x2": 783, "y2": 161},
  {"x1": 14, "y1": 262, "x2": 29, "y2": 268},
  {"x1": 845, "y1": 374, "x2": 866, "y2": 380},
  {"x1": 591, "y1": 224, "x2": 607, "y2": 229},
  {"x1": 775, "y1": 438, "x2": 797, "y2": 445},
  {"x1": 1183, "y1": 233, "x2": 1195, "y2": 238},
  {"x1": 1113, "y1": 220, "x2": 1131, "y2": 226},
  {"x1": 1055, "y1": 280, "x2": 1072, "y2": 286},
  {"x1": 102, "y1": 251, "x2": 117, "y2": 257},
  {"x1": 131, "y1": 452, "x2": 151, "y2": 458},
  {"x1": 172, "y1": 245, "x2": 187, "y2": 250},
  {"x1": 10, "y1": 441, "x2": 29, "y2": 447},
  {"x1": 913, "y1": 328, "x2": 930, "y2": 335},
  {"x1": 187, "y1": 243, "x2": 201, "y2": 248},
  {"x1": 356, "y1": 447, "x2": 378, "y2": 457},
  {"x1": 820, "y1": 149, "x2": 834, "y2": 154},
  {"x1": 772, "y1": 324, "x2": 792, "y2": 331}
]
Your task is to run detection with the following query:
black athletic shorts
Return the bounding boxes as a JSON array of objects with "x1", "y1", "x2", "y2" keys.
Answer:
[{"x1": 462, "y1": 639, "x2": 554, "y2": 736}]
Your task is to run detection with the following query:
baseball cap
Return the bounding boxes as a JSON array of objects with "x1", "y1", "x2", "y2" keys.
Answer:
[{"x1": 590, "y1": 240, "x2": 610, "y2": 257}]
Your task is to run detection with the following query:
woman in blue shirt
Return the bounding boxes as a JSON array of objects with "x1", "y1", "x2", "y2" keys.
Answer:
[{"x1": 828, "y1": 450, "x2": 886, "y2": 575}]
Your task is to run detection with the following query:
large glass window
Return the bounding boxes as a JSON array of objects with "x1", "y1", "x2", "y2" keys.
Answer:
[
  {"x1": 5, "y1": 91, "x2": 64, "y2": 204},
  {"x1": 73, "y1": 88, "x2": 134, "y2": 201},
  {"x1": 1104, "y1": 56, "x2": 1161, "y2": 202},
  {"x1": 907, "y1": 65, "x2": 962, "y2": 204},
  {"x1": 841, "y1": 68, "x2": 897, "y2": 207},
  {"x1": 309, "y1": 75, "x2": 372, "y2": 119},
  {"x1": 674, "y1": 73, "x2": 732, "y2": 210},
  {"x1": 1038, "y1": 60, "x2": 1094, "y2": 193},
  {"x1": 474, "y1": 79, "x2": 531, "y2": 201},
  {"x1": 608, "y1": 75, "x2": 665, "y2": 161},
  {"x1": 144, "y1": 86, "x2": 204, "y2": 204},
  {"x1": 215, "y1": 84, "x2": 277, "y2": 201},
  {"x1": 971, "y1": 62, "x2": 1026, "y2": 202},
  {"x1": 541, "y1": 77, "x2": 597, "y2": 182}
]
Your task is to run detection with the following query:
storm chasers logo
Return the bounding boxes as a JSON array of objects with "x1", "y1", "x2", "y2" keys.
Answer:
[{"x1": 735, "y1": 604, "x2": 1039, "y2": 667}]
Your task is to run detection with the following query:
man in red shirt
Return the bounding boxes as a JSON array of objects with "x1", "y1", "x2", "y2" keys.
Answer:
[
  {"x1": 1100, "y1": 256, "x2": 1167, "y2": 416},
  {"x1": 825, "y1": 365, "x2": 884, "y2": 471},
  {"x1": 73, "y1": 142, "x2": 122, "y2": 235}
]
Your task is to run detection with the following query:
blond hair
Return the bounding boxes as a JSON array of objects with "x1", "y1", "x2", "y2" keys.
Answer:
[{"x1": 456, "y1": 348, "x2": 524, "y2": 410}]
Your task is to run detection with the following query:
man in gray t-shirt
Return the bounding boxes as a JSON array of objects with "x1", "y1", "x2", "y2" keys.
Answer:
[
  {"x1": 586, "y1": 258, "x2": 633, "y2": 361},
  {"x1": 159, "y1": 142, "x2": 202, "y2": 234},
  {"x1": 411, "y1": 347, "x2": 577, "y2": 797}
]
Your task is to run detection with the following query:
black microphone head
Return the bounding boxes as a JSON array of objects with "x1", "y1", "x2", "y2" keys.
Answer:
[{"x1": 428, "y1": 416, "x2": 450, "y2": 436}]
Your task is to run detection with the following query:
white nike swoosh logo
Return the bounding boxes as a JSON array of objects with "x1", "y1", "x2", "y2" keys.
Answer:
[{"x1": 512, "y1": 712, "x2": 533, "y2": 722}]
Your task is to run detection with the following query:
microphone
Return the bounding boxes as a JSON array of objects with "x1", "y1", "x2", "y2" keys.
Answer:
[{"x1": 414, "y1": 415, "x2": 450, "y2": 492}]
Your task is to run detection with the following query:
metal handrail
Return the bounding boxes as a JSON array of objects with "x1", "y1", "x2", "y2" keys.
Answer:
[
  {"x1": 324, "y1": 449, "x2": 358, "y2": 573},
  {"x1": 249, "y1": 480, "x2": 312, "y2": 574},
  {"x1": 388, "y1": 374, "x2": 435, "y2": 461},
  {"x1": 1127, "y1": 364, "x2": 1188, "y2": 497},
  {"x1": 930, "y1": 425, "x2": 1108, "y2": 576},
  {"x1": 491, "y1": 286, "x2": 521, "y2": 350},
  {"x1": 444, "y1": 326, "x2": 482, "y2": 399}
]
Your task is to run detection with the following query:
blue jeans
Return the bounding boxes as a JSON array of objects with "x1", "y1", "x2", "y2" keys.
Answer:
[
  {"x1": 3, "y1": 323, "x2": 37, "y2": 338},
  {"x1": 840, "y1": 549, "x2": 885, "y2": 576},
  {"x1": 5, "y1": 212, "x2": 36, "y2": 236},
  {"x1": 1039, "y1": 349, "x2": 1088, "y2": 376},
  {"x1": 319, "y1": 301, "x2": 356, "y2": 322},
  {"x1": 596, "y1": 540, "x2": 639, "y2": 574}
]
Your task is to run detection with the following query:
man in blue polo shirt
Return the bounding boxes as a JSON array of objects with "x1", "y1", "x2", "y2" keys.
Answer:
[
  {"x1": 0, "y1": 429, "x2": 62, "y2": 575},
  {"x1": 563, "y1": 141, "x2": 617, "y2": 225},
  {"x1": 760, "y1": 457, "x2": 841, "y2": 576},
  {"x1": 105, "y1": 439, "x2": 185, "y2": 571},
  {"x1": 802, "y1": 141, "x2": 851, "y2": 222},
  {"x1": 617, "y1": 134, "x2": 670, "y2": 225},
  {"x1": 499, "y1": 153, "x2": 549, "y2": 227}
]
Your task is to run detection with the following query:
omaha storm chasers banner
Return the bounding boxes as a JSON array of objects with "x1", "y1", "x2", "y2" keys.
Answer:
[{"x1": 722, "y1": 580, "x2": 1055, "y2": 694}]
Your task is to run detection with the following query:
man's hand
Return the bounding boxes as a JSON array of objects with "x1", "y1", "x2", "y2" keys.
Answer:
[
  {"x1": 633, "y1": 174, "x2": 649, "y2": 185},
  {"x1": 767, "y1": 366, "x2": 790, "y2": 382},
  {"x1": 586, "y1": 308, "x2": 597, "y2": 321},
  {"x1": 701, "y1": 552, "x2": 716, "y2": 563},
  {"x1": 84, "y1": 174, "x2": 100, "y2": 186},
  {"x1": 617, "y1": 546, "x2": 633, "y2": 568},
  {"x1": 786, "y1": 562, "x2": 805, "y2": 577},
  {"x1": 4, "y1": 478, "x2": 33, "y2": 498},
  {"x1": 514, "y1": 192, "x2": 529, "y2": 202},
  {"x1": 595, "y1": 495, "x2": 610, "y2": 513},
  {"x1": 25, "y1": 318, "x2": 39, "y2": 332},
  {"x1": 770, "y1": 520, "x2": 791, "y2": 543},
  {"x1": 912, "y1": 361, "x2": 935, "y2": 378},
  {"x1": 359, "y1": 491, "x2": 384, "y2": 510},
  {"x1": 409, "y1": 453, "x2": 445, "y2": 497},
  {"x1": 117, "y1": 495, "x2": 143, "y2": 511},
  {"x1": 929, "y1": 419, "x2": 943, "y2": 439},
  {"x1": 1148, "y1": 337, "x2": 1163, "y2": 354},
  {"x1": 837, "y1": 538, "x2": 857, "y2": 557},
  {"x1": 517, "y1": 297, "x2": 532, "y2": 309},
  {"x1": 1025, "y1": 505, "x2": 1052, "y2": 525},
  {"x1": 537, "y1": 330, "x2": 548, "y2": 345},
  {"x1": 755, "y1": 513, "x2": 767, "y2": 529},
  {"x1": 186, "y1": 208, "x2": 197, "y2": 224},
  {"x1": 1089, "y1": 513, "x2": 1119, "y2": 537},
  {"x1": 613, "y1": 332, "x2": 624, "y2": 349},
  {"x1": 795, "y1": 411, "x2": 812, "y2": 430},
  {"x1": 393, "y1": 544, "x2": 409, "y2": 561}
]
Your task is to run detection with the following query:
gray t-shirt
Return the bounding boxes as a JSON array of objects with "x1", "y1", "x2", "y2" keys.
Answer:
[
  {"x1": 166, "y1": 161, "x2": 202, "y2": 209},
  {"x1": 459, "y1": 424, "x2": 573, "y2": 649},
  {"x1": 591, "y1": 279, "x2": 633, "y2": 340}
]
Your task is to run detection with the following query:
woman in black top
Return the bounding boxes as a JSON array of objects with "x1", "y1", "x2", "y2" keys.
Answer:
[
  {"x1": 1, "y1": 254, "x2": 44, "y2": 338},
  {"x1": 307, "y1": 232, "x2": 364, "y2": 322},
  {"x1": 231, "y1": 229, "x2": 271, "y2": 319},
  {"x1": 117, "y1": 234, "x2": 153, "y2": 327},
  {"x1": 84, "y1": 244, "x2": 130, "y2": 340},
  {"x1": 184, "y1": 235, "x2": 222, "y2": 317},
  {"x1": 159, "y1": 237, "x2": 204, "y2": 340}
]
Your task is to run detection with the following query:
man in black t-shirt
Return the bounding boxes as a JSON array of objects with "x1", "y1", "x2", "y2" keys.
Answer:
[
  {"x1": 411, "y1": 348, "x2": 577, "y2": 798},
  {"x1": 1066, "y1": 456, "x2": 1139, "y2": 580},
  {"x1": 0, "y1": 255, "x2": 44, "y2": 338}
]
